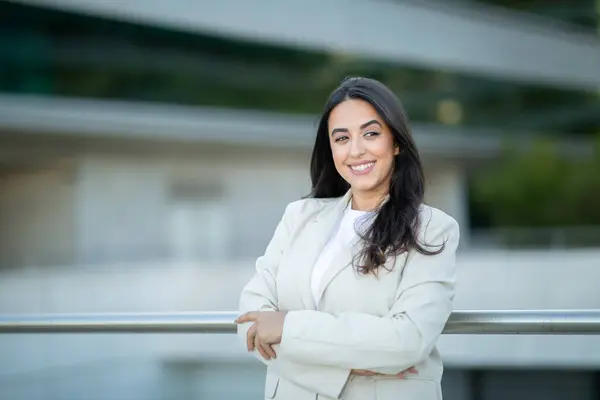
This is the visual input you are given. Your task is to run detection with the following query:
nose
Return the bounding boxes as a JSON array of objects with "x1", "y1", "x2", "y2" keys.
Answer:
[{"x1": 349, "y1": 135, "x2": 366, "y2": 158}]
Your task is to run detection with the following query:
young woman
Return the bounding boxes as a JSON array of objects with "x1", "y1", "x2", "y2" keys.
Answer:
[{"x1": 235, "y1": 77, "x2": 459, "y2": 400}]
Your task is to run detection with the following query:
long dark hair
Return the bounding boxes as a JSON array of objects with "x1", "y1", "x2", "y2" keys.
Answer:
[{"x1": 309, "y1": 77, "x2": 444, "y2": 274}]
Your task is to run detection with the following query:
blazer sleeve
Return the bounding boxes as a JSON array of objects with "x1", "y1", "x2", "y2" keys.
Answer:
[
  {"x1": 237, "y1": 201, "x2": 351, "y2": 399},
  {"x1": 278, "y1": 211, "x2": 459, "y2": 374}
]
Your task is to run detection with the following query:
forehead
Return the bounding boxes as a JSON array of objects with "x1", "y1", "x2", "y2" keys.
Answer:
[{"x1": 328, "y1": 99, "x2": 382, "y2": 129}]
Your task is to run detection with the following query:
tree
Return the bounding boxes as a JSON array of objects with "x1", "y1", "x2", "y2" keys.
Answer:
[{"x1": 471, "y1": 135, "x2": 600, "y2": 229}]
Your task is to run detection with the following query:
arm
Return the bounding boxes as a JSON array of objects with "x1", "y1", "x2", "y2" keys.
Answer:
[
  {"x1": 237, "y1": 202, "x2": 351, "y2": 399},
  {"x1": 278, "y1": 213, "x2": 459, "y2": 374}
]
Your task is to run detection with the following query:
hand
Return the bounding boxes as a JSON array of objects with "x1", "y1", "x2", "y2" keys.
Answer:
[
  {"x1": 351, "y1": 366, "x2": 418, "y2": 379},
  {"x1": 234, "y1": 311, "x2": 287, "y2": 360}
]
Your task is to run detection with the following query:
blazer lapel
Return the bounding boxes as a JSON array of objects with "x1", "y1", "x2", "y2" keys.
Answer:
[
  {"x1": 295, "y1": 190, "x2": 352, "y2": 310},
  {"x1": 314, "y1": 195, "x2": 386, "y2": 307},
  {"x1": 314, "y1": 236, "x2": 359, "y2": 308},
  {"x1": 312, "y1": 192, "x2": 388, "y2": 307}
]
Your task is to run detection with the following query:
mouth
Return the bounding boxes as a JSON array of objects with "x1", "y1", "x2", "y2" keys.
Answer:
[{"x1": 348, "y1": 161, "x2": 376, "y2": 175}]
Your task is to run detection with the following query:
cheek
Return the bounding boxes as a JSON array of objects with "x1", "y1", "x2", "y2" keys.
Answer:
[
  {"x1": 330, "y1": 145, "x2": 347, "y2": 169},
  {"x1": 371, "y1": 141, "x2": 396, "y2": 163}
]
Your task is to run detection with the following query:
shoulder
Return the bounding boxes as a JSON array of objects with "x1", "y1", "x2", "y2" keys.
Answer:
[
  {"x1": 283, "y1": 197, "x2": 337, "y2": 222},
  {"x1": 417, "y1": 204, "x2": 460, "y2": 243},
  {"x1": 276, "y1": 197, "x2": 338, "y2": 239}
]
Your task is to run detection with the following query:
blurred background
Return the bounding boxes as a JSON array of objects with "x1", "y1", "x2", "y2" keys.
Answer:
[{"x1": 0, "y1": 0, "x2": 599, "y2": 399}]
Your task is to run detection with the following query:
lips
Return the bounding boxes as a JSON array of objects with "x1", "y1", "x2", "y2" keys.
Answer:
[{"x1": 348, "y1": 161, "x2": 375, "y2": 175}]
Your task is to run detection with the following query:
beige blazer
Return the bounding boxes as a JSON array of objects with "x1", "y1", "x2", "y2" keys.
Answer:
[{"x1": 237, "y1": 190, "x2": 459, "y2": 400}]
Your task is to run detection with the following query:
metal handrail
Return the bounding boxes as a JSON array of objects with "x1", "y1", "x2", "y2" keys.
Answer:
[{"x1": 1, "y1": 310, "x2": 600, "y2": 334}]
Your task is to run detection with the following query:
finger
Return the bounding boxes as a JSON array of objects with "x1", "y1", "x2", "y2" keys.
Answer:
[
  {"x1": 353, "y1": 369, "x2": 376, "y2": 376},
  {"x1": 262, "y1": 343, "x2": 277, "y2": 359},
  {"x1": 257, "y1": 344, "x2": 270, "y2": 360},
  {"x1": 246, "y1": 323, "x2": 257, "y2": 351},
  {"x1": 235, "y1": 312, "x2": 258, "y2": 324},
  {"x1": 256, "y1": 340, "x2": 271, "y2": 360},
  {"x1": 408, "y1": 367, "x2": 418, "y2": 375},
  {"x1": 395, "y1": 372, "x2": 406, "y2": 379}
]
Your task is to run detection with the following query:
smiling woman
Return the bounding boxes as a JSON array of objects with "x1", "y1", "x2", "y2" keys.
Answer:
[
  {"x1": 310, "y1": 77, "x2": 448, "y2": 275},
  {"x1": 236, "y1": 77, "x2": 459, "y2": 400},
  {"x1": 328, "y1": 105, "x2": 399, "y2": 200}
]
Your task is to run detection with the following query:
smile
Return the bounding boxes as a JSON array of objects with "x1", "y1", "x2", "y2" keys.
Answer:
[{"x1": 349, "y1": 161, "x2": 375, "y2": 175}]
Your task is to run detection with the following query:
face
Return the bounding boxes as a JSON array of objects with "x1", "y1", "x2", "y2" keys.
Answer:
[{"x1": 328, "y1": 99, "x2": 399, "y2": 197}]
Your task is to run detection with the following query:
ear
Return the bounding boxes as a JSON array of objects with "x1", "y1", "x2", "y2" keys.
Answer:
[{"x1": 394, "y1": 143, "x2": 401, "y2": 156}]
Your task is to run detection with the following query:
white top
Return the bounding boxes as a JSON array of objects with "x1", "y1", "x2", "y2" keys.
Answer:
[{"x1": 310, "y1": 206, "x2": 373, "y2": 306}]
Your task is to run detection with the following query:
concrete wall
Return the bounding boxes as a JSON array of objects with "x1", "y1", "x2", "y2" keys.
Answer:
[
  {"x1": 0, "y1": 165, "x2": 75, "y2": 269},
  {"x1": 0, "y1": 149, "x2": 467, "y2": 269},
  {"x1": 73, "y1": 150, "x2": 310, "y2": 263},
  {"x1": 425, "y1": 162, "x2": 470, "y2": 246},
  {"x1": 74, "y1": 156, "x2": 169, "y2": 264}
]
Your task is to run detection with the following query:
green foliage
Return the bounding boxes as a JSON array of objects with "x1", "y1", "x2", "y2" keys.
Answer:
[{"x1": 471, "y1": 135, "x2": 600, "y2": 228}]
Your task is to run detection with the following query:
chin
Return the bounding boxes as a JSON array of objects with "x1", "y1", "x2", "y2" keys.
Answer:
[{"x1": 349, "y1": 180, "x2": 380, "y2": 194}]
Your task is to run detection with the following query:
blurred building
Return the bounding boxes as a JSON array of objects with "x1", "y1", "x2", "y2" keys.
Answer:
[{"x1": 0, "y1": 1, "x2": 599, "y2": 399}]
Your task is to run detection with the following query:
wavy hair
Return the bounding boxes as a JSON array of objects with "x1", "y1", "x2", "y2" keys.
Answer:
[{"x1": 309, "y1": 77, "x2": 444, "y2": 274}]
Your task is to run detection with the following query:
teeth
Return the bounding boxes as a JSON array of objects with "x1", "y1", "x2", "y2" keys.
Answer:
[{"x1": 351, "y1": 162, "x2": 374, "y2": 171}]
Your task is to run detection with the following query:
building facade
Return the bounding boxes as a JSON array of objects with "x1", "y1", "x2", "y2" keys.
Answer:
[{"x1": 1, "y1": 1, "x2": 599, "y2": 399}]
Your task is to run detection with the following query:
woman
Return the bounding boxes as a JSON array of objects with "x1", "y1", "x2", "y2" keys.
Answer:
[{"x1": 235, "y1": 77, "x2": 459, "y2": 400}]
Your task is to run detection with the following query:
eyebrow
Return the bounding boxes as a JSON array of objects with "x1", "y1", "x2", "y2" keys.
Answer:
[{"x1": 331, "y1": 119, "x2": 382, "y2": 135}]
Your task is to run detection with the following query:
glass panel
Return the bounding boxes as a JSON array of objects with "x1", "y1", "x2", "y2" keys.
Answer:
[
  {"x1": 1, "y1": 1, "x2": 599, "y2": 137},
  {"x1": 0, "y1": 334, "x2": 267, "y2": 400}
]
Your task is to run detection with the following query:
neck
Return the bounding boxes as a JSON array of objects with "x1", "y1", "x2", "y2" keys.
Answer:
[{"x1": 350, "y1": 188, "x2": 388, "y2": 212}]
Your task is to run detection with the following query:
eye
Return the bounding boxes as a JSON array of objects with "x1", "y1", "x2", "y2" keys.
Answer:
[
  {"x1": 334, "y1": 135, "x2": 349, "y2": 142},
  {"x1": 364, "y1": 131, "x2": 380, "y2": 137}
]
